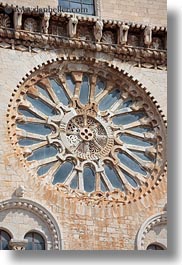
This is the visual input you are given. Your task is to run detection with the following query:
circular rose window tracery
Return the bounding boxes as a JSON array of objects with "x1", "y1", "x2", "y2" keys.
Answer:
[{"x1": 7, "y1": 59, "x2": 166, "y2": 202}]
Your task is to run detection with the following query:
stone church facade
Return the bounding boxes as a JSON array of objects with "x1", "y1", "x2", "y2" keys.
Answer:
[{"x1": 0, "y1": 0, "x2": 167, "y2": 250}]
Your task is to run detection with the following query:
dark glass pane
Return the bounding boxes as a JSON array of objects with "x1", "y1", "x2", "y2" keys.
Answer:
[
  {"x1": 37, "y1": 163, "x2": 54, "y2": 176},
  {"x1": 27, "y1": 146, "x2": 57, "y2": 161},
  {"x1": 79, "y1": 75, "x2": 90, "y2": 105},
  {"x1": 34, "y1": 233, "x2": 45, "y2": 244},
  {"x1": 26, "y1": 241, "x2": 33, "y2": 250},
  {"x1": 112, "y1": 113, "x2": 144, "y2": 125},
  {"x1": 130, "y1": 127, "x2": 151, "y2": 133},
  {"x1": 49, "y1": 79, "x2": 70, "y2": 106},
  {"x1": 19, "y1": 139, "x2": 42, "y2": 146},
  {"x1": 17, "y1": 123, "x2": 51, "y2": 135},
  {"x1": 0, "y1": 230, "x2": 11, "y2": 250},
  {"x1": 82, "y1": 0, "x2": 93, "y2": 4},
  {"x1": 104, "y1": 164, "x2": 124, "y2": 190},
  {"x1": 82, "y1": 4, "x2": 94, "y2": 15},
  {"x1": 83, "y1": 167, "x2": 95, "y2": 192},
  {"x1": 27, "y1": 95, "x2": 56, "y2": 116},
  {"x1": 66, "y1": 74, "x2": 75, "y2": 95},
  {"x1": 122, "y1": 99, "x2": 133, "y2": 108},
  {"x1": 117, "y1": 152, "x2": 147, "y2": 175},
  {"x1": 123, "y1": 172, "x2": 138, "y2": 188},
  {"x1": 120, "y1": 135, "x2": 152, "y2": 147},
  {"x1": 147, "y1": 244, "x2": 164, "y2": 250},
  {"x1": 99, "y1": 89, "x2": 121, "y2": 111},
  {"x1": 25, "y1": 232, "x2": 45, "y2": 251},
  {"x1": 19, "y1": 108, "x2": 42, "y2": 119},
  {"x1": 34, "y1": 243, "x2": 45, "y2": 250},
  {"x1": 133, "y1": 151, "x2": 155, "y2": 162},
  {"x1": 53, "y1": 162, "x2": 74, "y2": 184},
  {"x1": 36, "y1": 84, "x2": 51, "y2": 99},
  {"x1": 1, "y1": 241, "x2": 9, "y2": 250},
  {"x1": 70, "y1": 174, "x2": 78, "y2": 189},
  {"x1": 0, "y1": 231, "x2": 11, "y2": 241},
  {"x1": 95, "y1": 80, "x2": 105, "y2": 97},
  {"x1": 70, "y1": 2, "x2": 81, "y2": 11},
  {"x1": 60, "y1": 1, "x2": 70, "y2": 9}
]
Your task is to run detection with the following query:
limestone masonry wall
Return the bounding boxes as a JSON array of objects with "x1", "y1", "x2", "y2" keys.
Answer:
[
  {"x1": 2, "y1": 0, "x2": 167, "y2": 26},
  {"x1": 0, "y1": 47, "x2": 167, "y2": 250}
]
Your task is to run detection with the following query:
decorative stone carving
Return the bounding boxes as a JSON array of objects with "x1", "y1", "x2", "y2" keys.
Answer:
[
  {"x1": 0, "y1": 14, "x2": 11, "y2": 28},
  {"x1": 9, "y1": 239, "x2": 28, "y2": 250},
  {"x1": 76, "y1": 25, "x2": 94, "y2": 41},
  {"x1": 102, "y1": 31, "x2": 115, "y2": 44},
  {"x1": 136, "y1": 212, "x2": 167, "y2": 250},
  {"x1": 128, "y1": 34, "x2": 140, "y2": 47},
  {"x1": 94, "y1": 20, "x2": 103, "y2": 42},
  {"x1": 15, "y1": 185, "x2": 25, "y2": 197},
  {"x1": 152, "y1": 37, "x2": 162, "y2": 50},
  {"x1": 7, "y1": 57, "x2": 167, "y2": 203},
  {"x1": 42, "y1": 12, "x2": 50, "y2": 34},
  {"x1": 0, "y1": 199, "x2": 62, "y2": 250},
  {"x1": 118, "y1": 24, "x2": 129, "y2": 44},
  {"x1": 68, "y1": 15, "x2": 78, "y2": 38},
  {"x1": 24, "y1": 18, "x2": 38, "y2": 32},
  {"x1": 144, "y1": 25, "x2": 152, "y2": 47},
  {"x1": 13, "y1": 11, "x2": 23, "y2": 30}
]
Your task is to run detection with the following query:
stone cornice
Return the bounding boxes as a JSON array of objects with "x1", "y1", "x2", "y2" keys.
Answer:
[{"x1": 0, "y1": 27, "x2": 167, "y2": 70}]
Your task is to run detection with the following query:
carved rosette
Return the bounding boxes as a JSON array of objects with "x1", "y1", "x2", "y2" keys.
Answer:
[
  {"x1": 7, "y1": 58, "x2": 167, "y2": 203},
  {"x1": 0, "y1": 14, "x2": 11, "y2": 28}
]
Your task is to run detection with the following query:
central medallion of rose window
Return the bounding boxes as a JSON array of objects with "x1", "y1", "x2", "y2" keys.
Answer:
[
  {"x1": 8, "y1": 60, "x2": 166, "y2": 200},
  {"x1": 63, "y1": 114, "x2": 113, "y2": 160}
]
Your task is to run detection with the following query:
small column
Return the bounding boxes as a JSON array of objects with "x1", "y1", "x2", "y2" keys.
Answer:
[
  {"x1": 13, "y1": 11, "x2": 23, "y2": 30},
  {"x1": 144, "y1": 25, "x2": 152, "y2": 48},
  {"x1": 68, "y1": 14, "x2": 78, "y2": 38},
  {"x1": 94, "y1": 20, "x2": 103, "y2": 42},
  {"x1": 118, "y1": 24, "x2": 129, "y2": 45}
]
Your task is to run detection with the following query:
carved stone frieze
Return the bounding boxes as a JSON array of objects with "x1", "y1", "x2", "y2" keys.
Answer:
[
  {"x1": 94, "y1": 20, "x2": 103, "y2": 42},
  {"x1": 24, "y1": 18, "x2": 38, "y2": 32},
  {"x1": 0, "y1": 13, "x2": 11, "y2": 28},
  {"x1": 102, "y1": 31, "x2": 115, "y2": 44},
  {"x1": 42, "y1": 12, "x2": 50, "y2": 34}
]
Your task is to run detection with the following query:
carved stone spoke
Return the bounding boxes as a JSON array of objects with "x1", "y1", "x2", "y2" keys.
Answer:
[
  {"x1": 30, "y1": 87, "x2": 59, "y2": 110},
  {"x1": 10, "y1": 61, "x2": 166, "y2": 201},
  {"x1": 40, "y1": 78, "x2": 60, "y2": 104}
]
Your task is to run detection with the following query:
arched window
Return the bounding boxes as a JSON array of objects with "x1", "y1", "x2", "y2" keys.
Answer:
[
  {"x1": 0, "y1": 229, "x2": 11, "y2": 250},
  {"x1": 58, "y1": 0, "x2": 95, "y2": 15},
  {"x1": 24, "y1": 232, "x2": 45, "y2": 250},
  {"x1": 147, "y1": 244, "x2": 165, "y2": 250}
]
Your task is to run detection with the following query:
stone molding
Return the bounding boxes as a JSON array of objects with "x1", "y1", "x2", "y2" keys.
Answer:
[
  {"x1": 0, "y1": 198, "x2": 62, "y2": 250},
  {"x1": 0, "y1": 27, "x2": 167, "y2": 70},
  {"x1": 136, "y1": 211, "x2": 167, "y2": 250}
]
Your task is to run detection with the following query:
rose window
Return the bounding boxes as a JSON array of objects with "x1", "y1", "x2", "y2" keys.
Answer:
[{"x1": 8, "y1": 59, "x2": 166, "y2": 201}]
